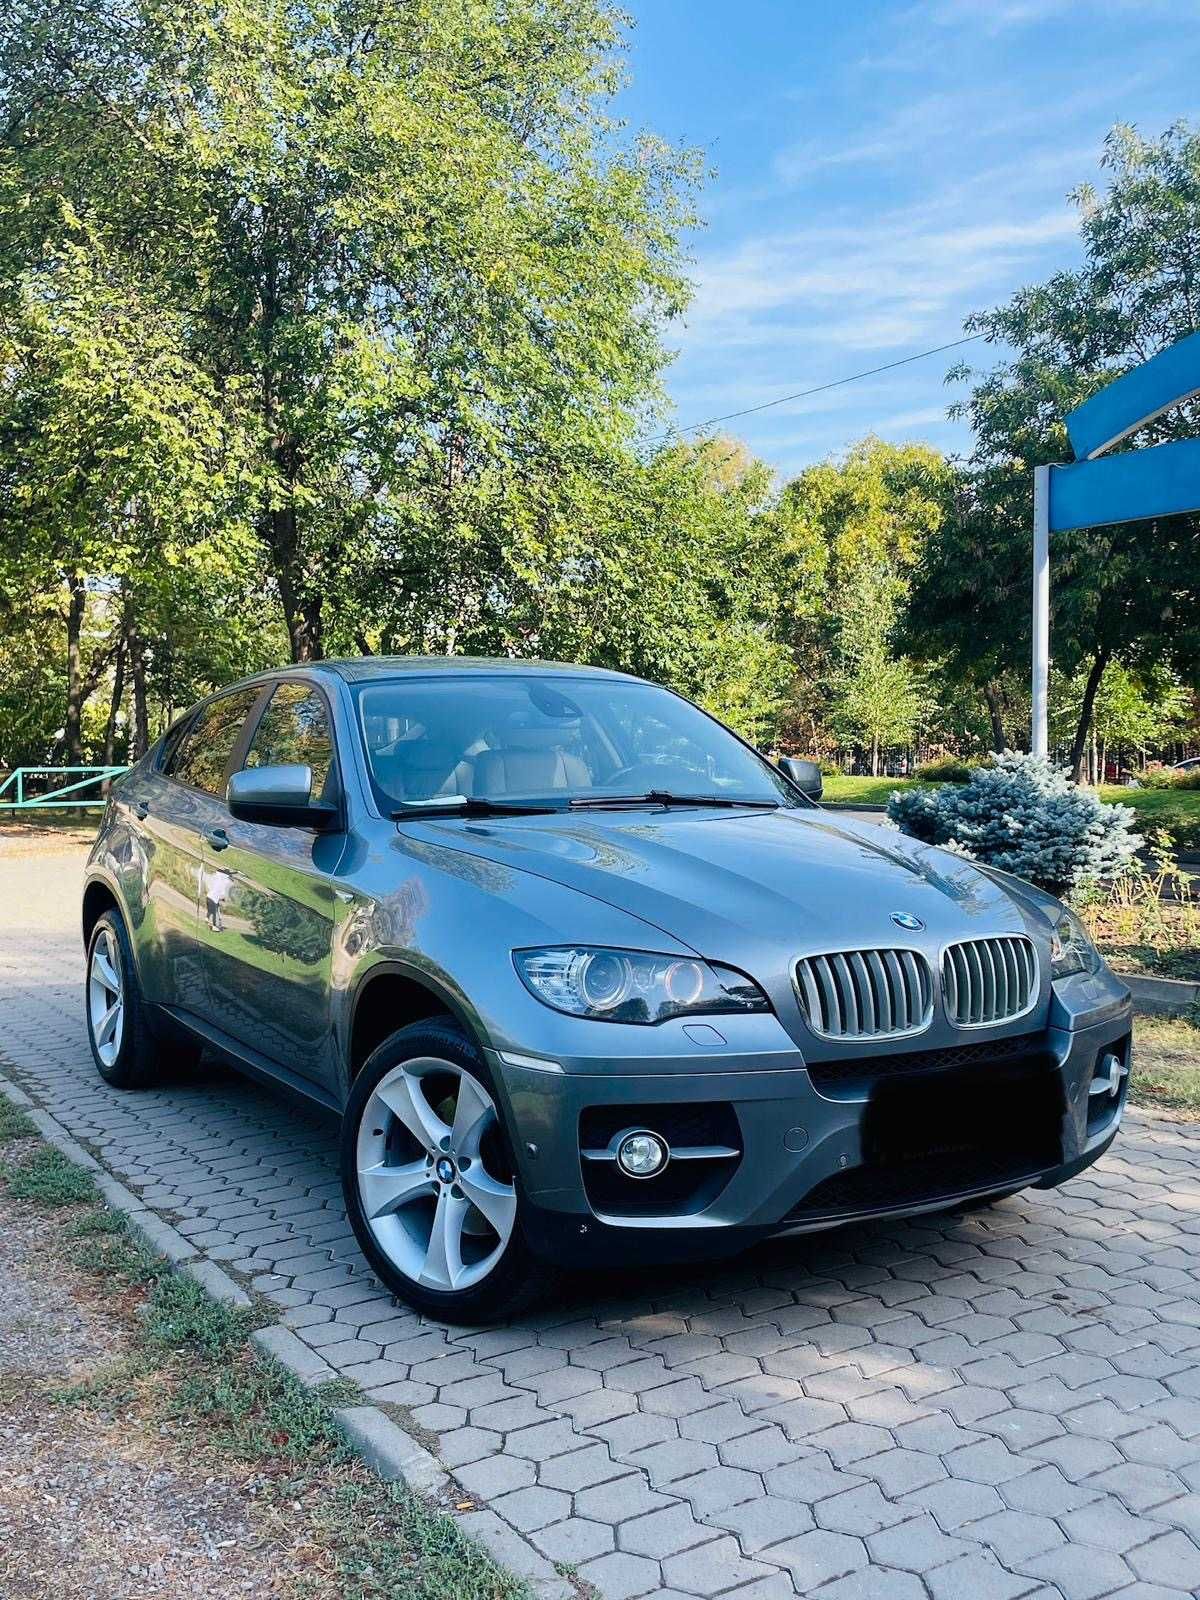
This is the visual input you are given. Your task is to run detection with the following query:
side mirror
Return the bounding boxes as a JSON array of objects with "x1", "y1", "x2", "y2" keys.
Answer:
[
  {"x1": 777, "y1": 756, "x2": 823, "y2": 801},
  {"x1": 227, "y1": 764, "x2": 339, "y2": 828}
]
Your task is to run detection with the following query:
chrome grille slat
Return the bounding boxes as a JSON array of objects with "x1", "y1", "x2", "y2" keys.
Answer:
[
  {"x1": 794, "y1": 947, "x2": 933, "y2": 1041},
  {"x1": 942, "y1": 935, "x2": 1038, "y2": 1028}
]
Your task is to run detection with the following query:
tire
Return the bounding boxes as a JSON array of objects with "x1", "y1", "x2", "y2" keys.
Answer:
[
  {"x1": 85, "y1": 909, "x2": 169, "y2": 1089},
  {"x1": 342, "y1": 1019, "x2": 547, "y2": 1322}
]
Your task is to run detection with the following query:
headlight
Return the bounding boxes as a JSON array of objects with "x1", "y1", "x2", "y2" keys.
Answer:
[
  {"x1": 514, "y1": 946, "x2": 770, "y2": 1024},
  {"x1": 1050, "y1": 910, "x2": 1100, "y2": 979}
]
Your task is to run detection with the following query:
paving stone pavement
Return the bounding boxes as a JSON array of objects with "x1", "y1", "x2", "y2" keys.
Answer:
[{"x1": 5, "y1": 845, "x2": 1200, "y2": 1600}]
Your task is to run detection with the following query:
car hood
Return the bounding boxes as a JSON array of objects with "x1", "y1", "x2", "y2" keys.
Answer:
[{"x1": 401, "y1": 807, "x2": 1047, "y2": 964}]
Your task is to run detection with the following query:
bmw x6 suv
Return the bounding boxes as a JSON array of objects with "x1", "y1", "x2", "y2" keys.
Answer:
[{"x1": 83, "y1": 658, "x2": 1133, "y2": 1320}]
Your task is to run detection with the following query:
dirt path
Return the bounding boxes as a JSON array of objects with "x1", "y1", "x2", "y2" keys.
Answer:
[{"x1": 0, "y1": 1186, "x2": 299, "y2": 1600}]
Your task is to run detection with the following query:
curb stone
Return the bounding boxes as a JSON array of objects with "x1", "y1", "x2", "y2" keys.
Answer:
[
  {"x1": 25, "y1": 1107, "x2": 103, "y2": 1170},
  {"x1": 251, "y1": 1323, "x2": 339, "y2": 1387},
  {"x1": 126, "y1": 1209, "x2": 199, "y2": 1264},
  {"x1": 182, "y1": 1256, "x2": 253, "y2": 1310},
  {"x1": 0, "y1": 1070, "x2": 571, "y2": 1600},
  {"x1": 334, "y1": 1404, "x2": 449, "y2": 1493},
  {"x1": 1124, "y1": 971, "x2": 1200, "y2": 1016},
  {"x1": 456, "y1": 1508, "x2": 575, "y2": 1600}
]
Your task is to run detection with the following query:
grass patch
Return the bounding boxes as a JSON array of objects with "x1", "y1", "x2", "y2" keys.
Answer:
[
  {"x1": 1132, "y1": 1012, "x2": 1200, "y2": 1115},
  {"x1": 316, "y1": 1477, "x2": 532, "y2": 1599},
  {"x1": 821, "y1": 775, "x2": 934, "y2": 806},
  {"x1": 4, "y1": 1118, "x2": 533, "y2": 1600},
  {"x1": 0, "y1": 1095, "x2": 37, "y2": 1142},
  {"x1": 2, "y1": 1144, "x2": 99, "y2": 1207}
]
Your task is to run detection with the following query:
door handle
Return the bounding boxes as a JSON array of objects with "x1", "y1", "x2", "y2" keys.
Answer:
[
  {"x1": 205, "y1": 828, "x2": 230, "y2": 851},
  {"x1": 134, "y1": 801, "x2": 150, "y2": 820}
]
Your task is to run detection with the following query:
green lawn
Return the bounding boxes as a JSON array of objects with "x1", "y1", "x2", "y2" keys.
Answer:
[{"x1": 820, "y1": 774, "x2": 927, "y2": 806}]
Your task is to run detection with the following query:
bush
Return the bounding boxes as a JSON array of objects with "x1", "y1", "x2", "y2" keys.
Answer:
[
  {"x1": 887, "y1": 750, "x2": 1143, "y2": 898},
  {"x1": 915, "y1": 756, "x2": 973, "y2": 783},
  {"x1": 1141, "y1": 765, "x2": 1200, "y2": 791}
]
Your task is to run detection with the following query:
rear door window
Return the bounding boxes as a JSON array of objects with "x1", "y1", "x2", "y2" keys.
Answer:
[
  {"x1": 242, "y1": 682, "x2": 336, "y2": 800},
  {"x1": 169, "y1": 688, "x2": 263, "y2": 796}
]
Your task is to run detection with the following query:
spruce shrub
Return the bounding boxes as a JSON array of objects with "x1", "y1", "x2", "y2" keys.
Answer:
[{"x1": 887, "y1": 751, "x2": 1142, "y2": 898}]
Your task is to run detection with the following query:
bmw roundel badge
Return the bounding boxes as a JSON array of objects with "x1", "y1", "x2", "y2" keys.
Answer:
[{"x1": 890, "y1": 911, "x2": 925, "y2": 931}]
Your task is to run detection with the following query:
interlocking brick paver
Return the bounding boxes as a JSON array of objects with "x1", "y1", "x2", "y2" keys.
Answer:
[
  {"x1": 577, "y1": 1549, "x2": 661, "y2": 1599},
  {"x1": 530, "y1": 1516, "x2": 614, "y2": 1564},
  {"x1": 772, "y1": 1528, "x2": 868, "y2": 1589},
  {"x1": 7, "y1": 846, "x2": 1200, "y2": 1600},
  {"x1": 713, "y1": 1494, "x2": 815, "y2": 1552},
  {"x1": 662, "y1": 1533, "x2": 775, "y2": 1595},
  {"x1": 618, "y1": 1502, "x2": 714, "y2": 1558},
  {"x1": 1126, "y1": 1528, "x2": 1200, "y2": 1591}
]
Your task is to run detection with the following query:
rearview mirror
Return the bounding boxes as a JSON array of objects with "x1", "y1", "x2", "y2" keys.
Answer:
[
  {"x1": 777, "y1": 757, "x2": 823, "y2": 801},
  {"x1": 227, "y1": 764, "x2": 339, "y2": 828}
]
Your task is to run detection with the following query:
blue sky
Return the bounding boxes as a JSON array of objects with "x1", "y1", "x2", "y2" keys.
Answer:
[{"x1": 618, "y1": 0, "x2": 1200, "y2": 479}]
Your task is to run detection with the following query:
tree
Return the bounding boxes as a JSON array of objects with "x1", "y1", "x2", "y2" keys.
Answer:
[
  {"x1": 0, "y1": 229, "x2": 260, "y2": 761},
  {"x1": 2, "y1": 0, "x2": 697, "y2": 665},
  {"x1": 769, "y1": 438, "x2": 953, "y2": 762},
  {"x1": 909, "y1": 123, "x2": 1200, "y2": 780}
]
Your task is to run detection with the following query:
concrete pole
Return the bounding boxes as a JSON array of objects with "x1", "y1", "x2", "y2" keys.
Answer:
[{"x1": 1031, "y1": 464, "x2": 1050, "y2": 758}]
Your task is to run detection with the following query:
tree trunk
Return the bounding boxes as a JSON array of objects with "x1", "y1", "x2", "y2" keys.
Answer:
[
  {"x1": 871, "y1": 734, "x2": 880, "y2": 776},
  {"x1": 983, "y1": 680, "x2": 1007, "y2": 754},
  {"x1": 103, "y1": 638, "x2": 127, "y2": 768},
  {"x1": 127, "y1": 623, "x2": 150, "y2": 759},
  {"x1": 1068, "y1": 648, "x2": 1111, "y2": 783},
  {"x1": 63, "y1": 573, "x2": 86, "y2": 765}
]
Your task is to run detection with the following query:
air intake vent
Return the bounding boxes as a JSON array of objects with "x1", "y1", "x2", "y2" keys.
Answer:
[
  {"x1": 794, "y1": 949, "x2": 934, "y2": 1041},
  {"x1": 942, "y1": 935, "x2": 1037, "y2": 1027}
]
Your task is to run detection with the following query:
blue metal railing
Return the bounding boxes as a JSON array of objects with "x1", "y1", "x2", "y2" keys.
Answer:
[{"x1": 0, "y1": 766, "x2": 129, "y2": 810}]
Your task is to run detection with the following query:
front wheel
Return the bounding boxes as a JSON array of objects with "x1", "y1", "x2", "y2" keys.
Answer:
[{"x1": 341, "y1": 1020, "x2": 546, "y2": 1322}]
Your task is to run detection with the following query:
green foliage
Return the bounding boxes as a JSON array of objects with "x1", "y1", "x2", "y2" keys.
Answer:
[
  {"x1": 1142, "y1": 765, "x2": 1200, "y2": 791},
  {"x1": 888, "y1": 751, "x2": 1143, "y2": 897},
  {"x1": 770, "y1": 438, "x2": 953, "y2": 764}
]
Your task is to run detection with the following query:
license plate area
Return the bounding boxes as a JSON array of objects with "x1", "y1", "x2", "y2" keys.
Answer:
[{"x1": 862, "y1": 1061, "x2": 1065, "y2": 1175}]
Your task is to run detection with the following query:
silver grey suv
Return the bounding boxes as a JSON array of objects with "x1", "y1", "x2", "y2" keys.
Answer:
[{"x1": 82, "y1": 658, "x2": 1133, "y2": 1320}]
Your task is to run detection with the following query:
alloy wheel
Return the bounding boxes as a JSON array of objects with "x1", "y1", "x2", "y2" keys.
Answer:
[
  {"x1": 88, "y1": 927, "x2": 125, "y2": 1068},
  {"x1": 355, "y1": 1056, "x2": 517, "y2": 1292}
]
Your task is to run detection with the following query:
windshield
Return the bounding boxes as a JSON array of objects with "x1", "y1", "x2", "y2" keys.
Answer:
[{"x1": 355, "y1": 674, "x2": 802, "y2": 812}]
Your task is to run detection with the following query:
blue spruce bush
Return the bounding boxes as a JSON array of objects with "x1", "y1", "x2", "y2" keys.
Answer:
[{"x1": 887, "y1": 751, "x2": 1142, "y2": 898}]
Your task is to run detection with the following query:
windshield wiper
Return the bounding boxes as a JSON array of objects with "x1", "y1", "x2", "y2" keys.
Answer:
[
  {"x1": 569, "y1": 791, "x2": 780, "y2": 811},
  {"x1": 393, "y1": 797, "x2": 564, "y2": 820}
]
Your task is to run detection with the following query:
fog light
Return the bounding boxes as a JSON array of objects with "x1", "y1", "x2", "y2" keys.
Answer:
[{"x1": 616, "y1": 1130, "x2": 669, "y2": 1179}]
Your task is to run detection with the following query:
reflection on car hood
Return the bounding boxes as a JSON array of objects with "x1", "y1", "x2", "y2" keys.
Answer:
[{"x1": 400, "y1": 808, "x2": 1044, "y2": 957}]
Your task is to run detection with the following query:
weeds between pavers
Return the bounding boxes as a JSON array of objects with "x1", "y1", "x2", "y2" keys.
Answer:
[{"x1": 0, "y1": 1111, "x2": 533, "y2": 1600}]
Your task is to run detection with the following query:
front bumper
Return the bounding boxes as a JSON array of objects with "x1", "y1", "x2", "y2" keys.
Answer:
[{"x1": 488, "y1": 974, "x2": 1133, "y2": 1269}]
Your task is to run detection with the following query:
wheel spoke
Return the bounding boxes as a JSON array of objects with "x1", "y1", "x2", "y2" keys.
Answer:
[
  {"x1": 374, "y1": 1071, "x2": 451, "y2": 1152},
  {"x1": 450, "y1": 1072, "x2": 493, "y2": 1156},
  {"x1": 419, "y1": 1188, "x2": 468, "y2": 1289},
  {"x1": 459, "y1": 1166, "x2": 516, "y2": 1240},
  {"x1": 92, "y1": 947, "x2": 120, "y2": 993},
  {"x1": 96, "y1": 998, "x2": 122, "y2": 1046},
  {"x1": 358, "y1": 1159, "x2": 435, "y2": 1220}
]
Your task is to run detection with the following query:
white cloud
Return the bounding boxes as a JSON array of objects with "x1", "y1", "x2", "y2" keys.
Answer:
[{"x1": 685, "y1": 206, "x2": 1077, "y2": 339}]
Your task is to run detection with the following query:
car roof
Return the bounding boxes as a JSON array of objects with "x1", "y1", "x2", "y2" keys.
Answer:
[{"x1": 302, "y1": 656, "x2": 640, "y2": 686}]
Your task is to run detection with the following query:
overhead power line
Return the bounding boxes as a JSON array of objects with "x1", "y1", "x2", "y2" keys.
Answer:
[{"x1": 649, "y1": 331, "x2": 988, "y2": 442}]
